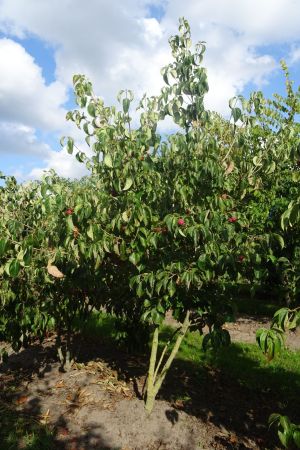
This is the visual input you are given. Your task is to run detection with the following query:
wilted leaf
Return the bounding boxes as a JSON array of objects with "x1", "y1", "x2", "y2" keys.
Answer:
[
  {"x1": 225, "y1": 161, "x2": 235, "y2": 175},
  {"x1": 47, "y1": 265, "x2": 64, "y2": 278}
]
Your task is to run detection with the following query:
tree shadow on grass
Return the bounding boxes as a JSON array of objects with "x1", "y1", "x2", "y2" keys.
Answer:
[
  {"x1": 72, "y1": 325, "x2": 300, "y2": 448},
  {"x1": 157, "y1": 342, "x2": 300, "y2": 449},
  {"x1": 77, "y1": 331, "x2": 300, "y2": 448},
  {"x1": 70, "y1": 327, "x2": 300, "y2": 449}
]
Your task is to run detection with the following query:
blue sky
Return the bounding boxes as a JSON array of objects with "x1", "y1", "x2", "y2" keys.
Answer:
[{"x1": 0, "y1": 0, "x2": 299, "y2": 180}]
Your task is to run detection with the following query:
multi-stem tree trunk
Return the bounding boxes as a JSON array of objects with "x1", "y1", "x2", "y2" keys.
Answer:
[{"x1": 144, "y1": 310, "x2": 191, "y2": 414}]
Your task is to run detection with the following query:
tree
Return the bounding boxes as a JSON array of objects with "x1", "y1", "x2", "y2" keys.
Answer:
[
  {"x1": 63, "y1": 18, "x2": 294, "y2": 412},
  {"x1": 1, "y1": 18, "x2": 298, "y2": 415}
]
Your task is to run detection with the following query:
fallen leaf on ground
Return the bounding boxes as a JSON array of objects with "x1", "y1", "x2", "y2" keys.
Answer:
[{"x1": 15, "y1": 395, "x2": 28, "y2": 405}]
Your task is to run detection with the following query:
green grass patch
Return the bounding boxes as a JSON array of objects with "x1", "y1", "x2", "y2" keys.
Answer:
[
  {"x1": 78, "y1": 310, "x2": 119, "y2": 342},
  {"x1": 159, "y1": 325, "x2": 300, "y2": 400},
  {"x1": 79, "y1": 313, "x2": 300, "y2": 401},
  {"x1": 0, "y1": 403, "x2": 55, "y2": 450},
  {"x1": 77, "y1": 313, "x2": 300, "y2": 401}
]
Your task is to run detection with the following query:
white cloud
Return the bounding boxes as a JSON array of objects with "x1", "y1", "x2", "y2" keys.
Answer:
[
  {"x1": 289, "y1": 45, "x2": 300, "y2": 64},
  {"x1": 0, "y1": 0, "x2": 300, "y2": 179},
  {"x1": 0, "y1": 121, "x2": 87, "y2": 180},
  {"x1": 162, "y1": 0, "x2": 300, "y2": 44},
  {"x1": 29, "y1": 148, "x2": 88, "y2": 180},
  {"x1": 0, "y1": 38, "x2": 67, "y2": 130},
  {"x1": 0, "y1": 121, "x2": 51, "y2": 156}
]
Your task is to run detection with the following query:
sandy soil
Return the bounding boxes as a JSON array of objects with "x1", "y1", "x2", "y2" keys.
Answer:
[
  {"x1": 224, "y1": 316, "x2": 300, "y2": 350},
  {"x1": 0, "y1": 349, "x2": 223, "y2": 450},
  {"x1": 1, "y1": 315, "x2": 299, "y2": 450},
  {"x1": 165, "y1": 312, "x2": 300, "y2": 350}
]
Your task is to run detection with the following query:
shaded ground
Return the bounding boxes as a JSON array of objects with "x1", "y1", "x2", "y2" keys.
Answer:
[
  {"x1": 1, "y1": 316, "x2": 300, "y2": 449},
  {"x1": 0, "y1": 343, "x2": 219, "y2": 450}
]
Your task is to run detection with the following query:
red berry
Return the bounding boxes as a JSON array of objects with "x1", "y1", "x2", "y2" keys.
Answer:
[
  {"x1": 228, "y1": 216, "x2": 237, "y2": 223},
  {"x1": 65, "y1": 208, "x2": 73, "y2": 215},
  {"x1": 178, "y1": 218, "x2": 185, "y2": 226},
  {"x1": 238, "y1": 255, "x2": 245, "y2": 262}
]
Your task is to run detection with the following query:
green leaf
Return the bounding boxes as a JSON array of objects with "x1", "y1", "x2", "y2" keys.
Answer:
[
  {"x1": 113, "y1": 243, "x2": 120, "y2": 256},
  {"x1": 8, "y1": 259, "x2": 21, "y2": 278},
  {"x1": 273, "y1": 234, "x2": 285, "y2": 249},
  {"x1": 136, "y1": 283, "x2": 143, "y2": 297},
  {"x1": 60, "y1": 136, "x2": 65, "y2": 147},
  {"x1": 292, "y1": 172, "x2": 300, "y2": 182},
  {"x1": 117, "y1": 89, "x2": 125, "y2": 103},
  {"x1": 103, "y1": 153, "x2": 113, "y2": 168},
  {"x1": 151, "y1": 309, "x2": 164, "y2": 325},
  {"x1": 168, "y1": 280, "x2": 176, "y2": 297},
  {"x1": 87, "y1": 102, "x2": 96, "y2": 117},
  {"x1": 280, "y1": 415, "x2": 291, "y2": 432},
  {"x1": 269, "y1": 414, "x2": 281, "y2": 427},
  {"x1": 66, "y1": 215, "x2": 74, "y2": 234},
  {"x1": 41, "y1": 183, "x2": 48, "y2": 197},
  {"x1": 67, "y1": 137, "x2": 74, "y2": 154},
  {"x1": 76, "y1": 151, "x2": 86, "y2": 163},
  {"x1": 293, "y1": 430, "x2": 300, "y2": 447},
  {"x1": 0, "y1": 239, "x2": 8, "y2": 257},
  {"x1": 87, "y1": 225, "x2": 94, "y2": 240},
  {"x1": 266, "y1": 161, "x2": 276, "y2": 174},
  {"x1": 232, "y1": 107, "x2": 241, "y2": 122},
  {"x1": 129, "y1": 252, "x2": 141, "y2": 266},
  {"x1": 122, "y1": 98, "x2": 130, "y2": 114},
  {"x1": 253, "y1": 156, "x2": 261, "y2": 166},
  {"x1": 123, "y1": 177, "x2": 133, "y2": 191},
  {"x1": 278, "y1": 430, "x2": 293, "y2": 448}
]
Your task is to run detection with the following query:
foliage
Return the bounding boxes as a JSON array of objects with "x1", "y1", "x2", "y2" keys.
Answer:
[{"x1": 269, "y1": 414, "x2": 300, "y2": 449}]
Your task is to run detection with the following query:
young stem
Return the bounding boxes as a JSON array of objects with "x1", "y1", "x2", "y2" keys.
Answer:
[
  {"x1": 153, "y1": 326, "x2": 180, "y2": 382},
  {"x1": 145, "y1": 326, "x2": 159, "y2": 410},
  {"x1": 145, "y1": 311, "x2": 191, "y2": 414}
]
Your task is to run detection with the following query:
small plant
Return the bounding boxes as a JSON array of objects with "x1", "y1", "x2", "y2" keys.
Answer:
[{"x1": 269, "y1": 414, "x2": 300, "y2": 449}]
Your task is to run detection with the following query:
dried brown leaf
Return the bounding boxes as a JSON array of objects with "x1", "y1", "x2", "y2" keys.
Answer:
[
  {"x1": 47, "y1": 265, "x2": 64, "y2": 278},
  {"x1": 16, "y1": 395, "x2": 28, "y2": 405},
  {"x1": 225, "y1": 160, "x2": 235, "y2": 175}
]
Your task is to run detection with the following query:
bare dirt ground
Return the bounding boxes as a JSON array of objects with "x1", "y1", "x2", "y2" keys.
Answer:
[
  {"x1": 1, "y1": 315, "x2": 299, "y2": 450},
  {"x1": 224, "y1": 316, "x2": 300, "y2": 350},
  {"x1": 165, "y1": 312, "x2": 300, "y2": 350}
]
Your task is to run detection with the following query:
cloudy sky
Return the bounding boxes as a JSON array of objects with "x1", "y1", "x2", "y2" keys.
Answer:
[{"x1": 0, "y1": 0, "x2": 299, "y2": 180}]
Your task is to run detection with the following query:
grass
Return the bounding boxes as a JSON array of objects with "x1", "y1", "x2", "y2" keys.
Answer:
[
  {"x1": 78, "y1": 311, "x2": 300, "y2": 402},
  {"x1": 0, "y1": 403, "x2": 55, "y2": 450},
  {"x1": 159, "y1": 324, "x2": 300, "y2": 403},
  {"x1": 78, "y1": 310, "x2": 119, "y2": 341}
]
